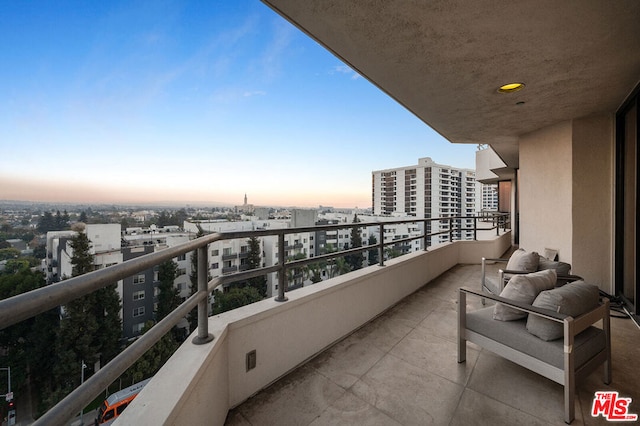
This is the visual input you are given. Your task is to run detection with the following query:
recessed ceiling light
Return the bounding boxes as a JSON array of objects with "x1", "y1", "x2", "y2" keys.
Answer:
[{"x1": 498, "y1": 82, "x2": 525, "y2": 93}]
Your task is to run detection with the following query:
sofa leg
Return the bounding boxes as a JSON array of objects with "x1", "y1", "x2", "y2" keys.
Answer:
[
  {"x1": 564, "y1": 384, "x2": 575, "y2": 424},
  {"x1": 564, "y1": 344, "x2": 576, "y2": 424}
]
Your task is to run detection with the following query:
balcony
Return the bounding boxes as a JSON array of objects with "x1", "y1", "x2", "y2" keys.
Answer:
[
  {"x1": 121, "y1": 235, "x2": 521, "y2": 425},
  {"x1": 222, "y1": 265, "x2": 238, "y2": 274},
  {"x1": 1, "y1": 216, "x2": 512, "y2": 425},
  {"x1": 225, "y1": 263, "x2": 639, "y2": 425},
  {"x1": 100, "y1": 234, "x2": 637, "y2": 425}
]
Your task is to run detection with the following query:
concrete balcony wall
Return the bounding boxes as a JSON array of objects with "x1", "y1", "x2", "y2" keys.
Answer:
[{"x1": 118, "y1": 234, "x2": 510, "y2": 426}]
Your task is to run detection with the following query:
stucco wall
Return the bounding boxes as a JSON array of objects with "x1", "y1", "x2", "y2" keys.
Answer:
[
  {"x1": 519, "y1": 121, "x2": 573, "y2": 262},
  {"x1": 571, "y1": 114, "x2": 614, "y2": 292}
]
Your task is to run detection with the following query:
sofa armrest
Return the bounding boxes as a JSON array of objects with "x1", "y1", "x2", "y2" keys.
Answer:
[
  {"x1": 481, "y1": 257, "x2": 509, "y2": 294},
  {"x1": 482, "y1": 257, "x2": 509, "y2": 263}
]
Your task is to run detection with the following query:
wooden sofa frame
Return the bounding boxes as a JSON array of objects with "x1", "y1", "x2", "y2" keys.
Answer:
[{"x1": 458, "y1": 287, "x2": 611, "y2": 424}]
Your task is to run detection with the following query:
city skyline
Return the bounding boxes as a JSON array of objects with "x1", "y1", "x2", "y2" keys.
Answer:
[{"x1": 0, "y1": 1, "x2": 478, "y2": 208}]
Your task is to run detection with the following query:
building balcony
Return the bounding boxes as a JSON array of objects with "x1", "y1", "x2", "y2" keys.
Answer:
[
  {"x1": 222, "y1": 265, "x2": 238, "y2": 274},
  {"x1": 116, "y1": 233, "x2": 638, "y2": 425},
  {"x1": 225, "y1": 264, "x2": 639, "y2": 425}
]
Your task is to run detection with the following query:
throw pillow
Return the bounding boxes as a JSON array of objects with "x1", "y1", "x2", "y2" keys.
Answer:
[
  {"x1": 493, "y1": 269, "x2": 557, "y2": 321},
  {"x1": 505, "y1": 248, "x2": 540, "y2": 272},
  {"x1": 526, "y1": 280, "x2": 600, "y2": 341},
  {"x1": 538, "y1": 257, "x2": 571, "y2": 276}
]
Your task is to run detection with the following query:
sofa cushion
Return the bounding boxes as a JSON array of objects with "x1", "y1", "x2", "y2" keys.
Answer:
[
  {"x1": 506, "y1": 248, "x2": 540, "y2": 272},
  {"x1": 467, "y1": 306, "x2": 606, "y2": 369},
  {"x1": 526, "y1": 280, "x2": 600, "y2": 341},
  {"x1": 538, "y1": 257, "x2": 572, "y2": 276},
  {"x1": 493, "y1": 269, "x2": 557, "y2": 321}
]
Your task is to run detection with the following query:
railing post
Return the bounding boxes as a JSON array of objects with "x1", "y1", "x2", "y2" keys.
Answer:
[
  {"x1": 473, "y1": 216, "x2": 477, "y2": 241},
  {"x1": 423, "y1": 219, "x2": 429, "y2": 251},
  {"x1": 378, "y1": 223, "x2": 385, "y2": 266},
  {"x1": 193, "y1": 246, "x2": 214, "y2": 345},
  {"x1": 275, "y1": 233, "x2": 288, "y2": 302},
  {"x1": 449, "y1": 217, "x2": 453, "y2": 242},
  {"x1": 496, "y1": 215, "x2": 500, "y2": 236}
]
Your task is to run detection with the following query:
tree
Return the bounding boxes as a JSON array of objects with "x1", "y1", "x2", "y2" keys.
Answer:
[
  {"x1": 368, "y1": 235, "x2": 379, "y2": 266},
  {"x1": 385, "y1": 246, "x2": 402, "y2": 260},
  {"x1": 121, "y1": 321, "x2": 179, "y2": 384},
  {"x1": 94, "y1": 283, "x2": 122, "y2": 363},
  {"x1": 54, "y1": 210, "x2": 70, "y2": 230},
  {"x1": 79, "y1": 211, "x2": 88, "y2": 223},
  {"x1": 0, "y1": 267, "x2": 56, "y2": 408},
  {"x1": 157, "y1": 211, "x2": 170, "y2": 228},
  {"x1": 0, "y1": 248, "x2": 20, "y2": 261},
  {"x1": 37, "y1": 211, "x2": 55, "y2": 233},
  {"x1": 156, "y1": 260, "x2": 181, "y2": 321},
  {"x1": 336, "y1": 257, "x2": 351, "y2": 276},
  {"x1": 246, "y1": 236, "x2": 267, "y2": 297},
  {"x1": 345, "y1": 214, "x2": 363, "y2": 271},
  {"x1": 307, "y1": 262, "x2": 323, "y2": 283},
  {"x1": 212, "y1": 287, "x2": 263, "y2": 315},
  {"x1": 52, "y1": 231, "x2": 121, "y2": 404}
]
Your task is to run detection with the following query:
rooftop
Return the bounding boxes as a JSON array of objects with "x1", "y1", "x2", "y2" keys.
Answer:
[{"x1": 225, "y1": 262, "x2": 639, "y2": 425}]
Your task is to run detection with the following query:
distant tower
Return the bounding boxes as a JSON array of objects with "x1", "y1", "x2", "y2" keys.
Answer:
[{"x1": 244, "y1": 194, "x2": 247, "y2": 206}]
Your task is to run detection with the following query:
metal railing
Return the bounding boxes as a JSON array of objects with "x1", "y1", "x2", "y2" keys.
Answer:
[{"x1": 0, "y1": 213, "x2": 509, "y2": 425}]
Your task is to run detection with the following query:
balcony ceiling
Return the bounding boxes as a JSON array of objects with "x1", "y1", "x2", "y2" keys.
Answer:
[{"x1": 262, "y1": 0, "x2": 640, "y2": 168}]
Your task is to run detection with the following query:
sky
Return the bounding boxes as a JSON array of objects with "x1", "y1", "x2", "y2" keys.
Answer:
[{"x1": 0, "y1": 0, "x2": 478, "y2": 209}]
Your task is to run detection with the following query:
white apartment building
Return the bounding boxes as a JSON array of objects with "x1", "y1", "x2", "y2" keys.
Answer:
[
  {"x1": 46, "y1": 224, "x2": 194, "y2": 340},
  {"x1": 122, "y1": 226, "x2": 193, "y2": 337},
  {"x1": 372, "y1": 157, "x2": 481, "y2": 246},
  {"x1": 481, "y1": 184, "x2": 499, "y2": 211}
]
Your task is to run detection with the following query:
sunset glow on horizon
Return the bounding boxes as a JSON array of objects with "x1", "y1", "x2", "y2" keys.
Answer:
[{"x1": 0, "y1": 1, "x2": 478, "y2": 209}]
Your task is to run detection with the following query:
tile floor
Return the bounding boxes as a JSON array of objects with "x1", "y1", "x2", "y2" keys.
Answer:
[{"x1": 225, "y1": 263, "x2": 640, "y2": 425}]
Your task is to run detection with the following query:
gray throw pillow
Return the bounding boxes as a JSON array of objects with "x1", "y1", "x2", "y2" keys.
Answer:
[
  {"x1": 538, "y1": 257, "x2": 571, "y2": 276},
  {"x1": 526, "y1": 280, "x2": 600, "y2": 341},
  {"x1": 493, "y1": 269, "x2": 557, "y2": 321},
  {"x1": 505, "y1": 248, "x2": 539, "y2": 272}
]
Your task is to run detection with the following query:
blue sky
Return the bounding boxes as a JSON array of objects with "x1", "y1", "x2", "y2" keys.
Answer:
[{"x1": 0, "y1": 0, "x2": 478, "y2": 208}]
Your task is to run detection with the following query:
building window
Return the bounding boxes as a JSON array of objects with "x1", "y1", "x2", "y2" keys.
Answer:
[
  {"x1": 132, "y1": 322, "x2": 145, "y2": 334},
  {"x1": 211, "y1": 262, "x2": 219, "y2": 269},
  {"x1": 133, "y1": 306, "x2": 145, "y2": 317},
  {"x1": 177, "y1": 254, "x2": 186, "y2": 261},
  {"x1": 223, "y1": 247, "x2": 232, "y2": 256},
  {"x1": 240, "y1": 245, "x2": 248, "y2": 253},
  {"x1": 177, "y1": 268, "x2": 186, "y2": 276},
  {"x1": 132, "y1": 290, "x2": 145, "y2": 301},
  {"x1": 133, "y1": 274, "x2": 145, "y2": 284},
  {"x1": 211, "y1": 249, "x2": 219, "y2": 256}
]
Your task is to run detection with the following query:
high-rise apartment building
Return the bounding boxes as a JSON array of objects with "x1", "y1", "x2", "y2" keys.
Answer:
[
  {"x1": 372, "y1": 157, "x2": 481, "y2": 245},
  {"x1": 482, "y1": 184, "x2": 499, "y2": 211}
]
